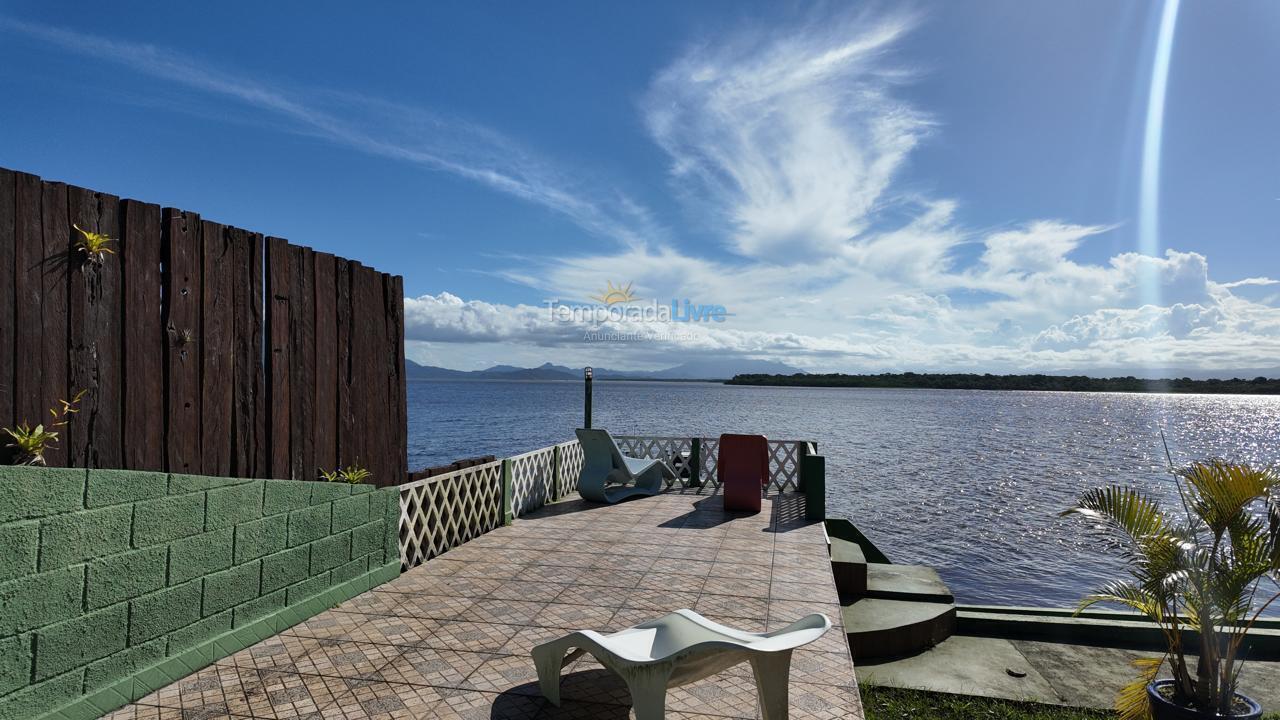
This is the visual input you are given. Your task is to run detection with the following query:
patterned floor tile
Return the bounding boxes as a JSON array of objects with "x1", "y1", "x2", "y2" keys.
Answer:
[
  {"x1": 287, "y1": 613, "x2": 438, "y2": 647},
  {"x1": 321, "y1": 679, "x2": 447, "y2": 718},
  {"x1": 789, "y1": 650, "x2": 859, "y2": 688},
  {"x1": 694, "y1": 594, "x2": 770, "y2": 622},
  {"x1": 137, "y1": 664, "x2": 348, "y2": 718},
  {"x1": 767, "y1": 600, "x2": 843, "y2": 628},
  {"x1": 531, "y1": 602, "x2": 618, "y2": 630},
  {"x1": 390, "y1": 592, "x2": 481, "y2": 621},
  {"x1": 552, "y1": 584, "x2": 631, "y2": 608},
  {"x1": 619, "y1": 588, "x2": 700, "y2": 612},
  {"x1": 488, "y1": 579, "x2": 570, "y2": 603},
  {"x1": 647, "y1": 558, "x2": 715, "y2": 577},
  {"x1": 375, "y1": 647, "x2": 490, "y2": 688},
  {"x1": 463, "y1": 653, "x2": 544, "y2": 694},
  {"x1": 708, "y1": 562, "x2": 761, "y2": 579},
  {"x1": 642, "y1": 572, "x2": 708, "y2": 595},
  {"x1": 701, "y1": 576, "x2": 771, "y2": 599},
  {"x1": 425, "y1": 620, "x2": 525, "y2": 653},
  {"x1": 767, "y1": 581, "x2": 838, "y2": 603},
  {"x1": 574, "y1": 568, "x2": 645, "y2": 589},
  {"x1": 463, "y1": 598, "x2": 548, "y2": 625},
  {"x1": 713, "y1": 549, "x2": 774, "y2": 566}
]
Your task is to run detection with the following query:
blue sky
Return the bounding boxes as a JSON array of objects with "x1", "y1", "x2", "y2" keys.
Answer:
[{"x1": 2, "y1": 2, "x2": 1277, "y2": 373}]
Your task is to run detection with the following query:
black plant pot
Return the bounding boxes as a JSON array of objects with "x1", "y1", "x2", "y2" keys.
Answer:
[{"x1": 1148, "y1": 680, "x2": 1262, "y2": 720}]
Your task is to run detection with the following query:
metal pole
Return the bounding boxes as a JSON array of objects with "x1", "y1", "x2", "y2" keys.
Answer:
[{"x1": 583, "y1": 367, "x2": 593, "y2": 429}]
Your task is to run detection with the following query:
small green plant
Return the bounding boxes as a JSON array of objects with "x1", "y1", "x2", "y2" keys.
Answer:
[
  {"x1": 320, "y1": 464, "x2": 372, "y2": 484},
  {"x1": 73, "y1": 224, "x2": 115, "y2": 263},
  {"x1": 1063, "y1": 459, "x2": 1280, "y2": 719},
  {"x1": 3, "y1": 389, "x2": 87, "y2": 465}
]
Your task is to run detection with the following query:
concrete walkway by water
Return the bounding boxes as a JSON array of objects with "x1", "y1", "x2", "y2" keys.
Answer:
[{"x1": 103, "y1": 492, "x2": 861, "y2": 719}]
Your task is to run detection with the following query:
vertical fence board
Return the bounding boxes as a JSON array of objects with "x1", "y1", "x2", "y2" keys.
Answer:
[
  {"x1": 288, "y1": 244, "x2": 316, "y2": 481},
  {"x1": 1, "y1": 168, "x2": 407, "y2": 481},
  {"x1": 0, "y1": 170, "x2": 14, "y2": 457},
  {"x1": 230, "y1": 229, "x2": 265, "y2": 477},
  {"x1": 121, "y1": 200, "x2": 164, "y2": 471},
  {"x1": 391, "y1": 275, "x2": 407, "y2": 485},
  {"x1": 335, "y1": 258, "x2": 355, "y2": 469},
  {"x1": 39, "y1": 182, "x2": 70, "y2": 467},
  {"x1": 313, "y1": 252, "x2": 337, "y2": 474},
  {"x1": 200, "y1": 221, "x2": 234, "y2": 475},
  {"x1": 67, "y1": 186, "x2": 123, "y2": 468},
  {"x1": 163, "y1": 209, "x2": 202, "y2": 474},
  {"x1": 12, "y1": 173, "x2": 43, "y2": 431},
  {"x1": 266, "y1": 237, "x2": 291, "y2": 479}
]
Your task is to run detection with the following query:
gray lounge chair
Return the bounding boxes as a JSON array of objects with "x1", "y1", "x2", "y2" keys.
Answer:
[{"x1": 575, "y1": 428, "x2": 675, "y2": 503}]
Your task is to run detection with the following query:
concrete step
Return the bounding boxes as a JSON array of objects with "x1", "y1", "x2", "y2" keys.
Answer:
[
  {"x1": 866, "y1": 563, "x2": 954, "y2": 604},
  {"x1": 843, "y1": 597, "x2": 957, "y2": 660},
  {"x1": 829, "y1": 536, "x2": 867, "y2": 597}
]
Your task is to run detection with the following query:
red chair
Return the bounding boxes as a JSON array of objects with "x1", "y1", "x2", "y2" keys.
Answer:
[{"x1": 718, "y1": 434, "x2": 768, "y2": 512}]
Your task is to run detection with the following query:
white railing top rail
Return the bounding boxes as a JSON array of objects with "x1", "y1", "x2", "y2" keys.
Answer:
[{"x1": 399, "y1": 458, "x2": 504, "y2": 492}]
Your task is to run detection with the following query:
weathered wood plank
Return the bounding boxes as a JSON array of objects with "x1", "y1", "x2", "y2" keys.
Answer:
[
  {"x1": 288, "y1": 244, "x2": 316, "y2": 481},
  {"x1": 162, "y1": 208, "x2": 202, "y2": 474},
  {"x1": 13, "y1": 173, "x2": 44, "y2": 437},
  {"x1": 313, "y1": 252, "x2": 337, "y2": 474},
  {"x1": 121, "y1": 199, "x2": 164, "y2": 471},
  {"x1": 391, "y1": 274, "x2": 408, "y2": 486},
  {"x1": 249, "y1": 232, "x2": 267, "y2": 477},
  {"x1": 39, "y1": 181, "x2": 70, "y2": 467},
  {"x1": 67, "y1": 185, "x2": 122, "y2": 468},
  {"x1": 200, "y1": 221, "x2": 234, "y2": 476},
  {"x1": 266, "y1": 237, "x2": 291, "y2": 479},
  {"x1": 230, "y1": 228, "x2": 265, "y2": 477},
  {"x1": 335, "y1": 257, "x2": 355, "y2": 470},
  {"x1": 0, "y1": 169, "x2": 15, "y2": 457}
]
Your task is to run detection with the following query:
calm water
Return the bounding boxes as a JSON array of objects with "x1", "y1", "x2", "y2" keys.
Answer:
[{"x1": 407, "y1": 379, "x2": 1280, "y2": 609}]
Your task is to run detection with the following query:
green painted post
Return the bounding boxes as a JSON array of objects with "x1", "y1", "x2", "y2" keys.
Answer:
[
  {"x1": 802, "y1": 453, "x2": 825, "y2": 522},
  {"x1": 797, "y1": 442, "x2": 809, "y2": 492},
  {"x1": 502, "y1": 458, "x2": 514, "y2": 526},
  {"x1": 583, "y1": 367, "x2": 593, "y2": 429},
  {"x1": 550, "y1": 445, "x2": 561, "y2": 502},
  {"x1": 689, "y1": 438, "x2": 701, "y2": 488}
]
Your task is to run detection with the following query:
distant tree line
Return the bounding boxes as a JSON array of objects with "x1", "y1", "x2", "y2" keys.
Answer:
[{"x1": 724, "y1": 372, "x2": 1280, "y2": 395}]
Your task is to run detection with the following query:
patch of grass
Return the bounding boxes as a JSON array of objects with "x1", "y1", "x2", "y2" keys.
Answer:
[{"x1": 860, "y1": 684, "x2": 1112, "y2": 720}]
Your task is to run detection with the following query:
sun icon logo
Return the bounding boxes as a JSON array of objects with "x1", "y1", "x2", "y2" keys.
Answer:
[{"x1": 590, "y1": 281, "x2": 637, "y2": 305}]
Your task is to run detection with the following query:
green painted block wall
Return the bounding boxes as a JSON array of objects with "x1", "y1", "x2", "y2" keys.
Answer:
[{"x1": 0, "y1": 467, "x2": 400, "y2": 720}]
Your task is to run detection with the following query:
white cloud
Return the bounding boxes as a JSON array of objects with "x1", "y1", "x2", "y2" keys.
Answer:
[{"x1": 643, "y1": 10, "x2": 931, "y2": 262}]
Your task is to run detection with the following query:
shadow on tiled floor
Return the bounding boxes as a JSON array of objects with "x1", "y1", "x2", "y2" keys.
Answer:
[{"x1": 106, "y1": 492, "x2": 862, "y2": 719}]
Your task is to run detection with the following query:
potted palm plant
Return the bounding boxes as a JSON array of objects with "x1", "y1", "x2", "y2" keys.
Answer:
[{"x1": 1063, "y1": 460, "x2": 1278, "y2": 719}]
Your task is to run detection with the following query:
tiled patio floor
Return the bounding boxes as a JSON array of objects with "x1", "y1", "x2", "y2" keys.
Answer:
[{"x1": 106, "y1": 492, "x2": 861, "y2": 719}]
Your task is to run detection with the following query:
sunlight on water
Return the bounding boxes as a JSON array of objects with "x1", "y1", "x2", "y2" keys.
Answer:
[{"x1": 408, "y1": 381, "x2": 1280, "y2": 610}]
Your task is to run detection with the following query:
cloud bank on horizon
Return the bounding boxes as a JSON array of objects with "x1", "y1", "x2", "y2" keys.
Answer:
[
  {"x1": 4, "y1": 9, "x2": 1277, "y2": 374},
  {"x1": 405, "y1": 10, "x2": 1280, "y2": 374}
]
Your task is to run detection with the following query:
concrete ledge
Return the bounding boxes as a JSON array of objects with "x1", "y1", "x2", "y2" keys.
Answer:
[
  {"x1": 36, "y1": 561, "x2": 400, "y2": 720},
  {"x1": 958, "y1": 608, "x2": 1280, "y2": 659},
  {"x1": 830, "y1": 536, "x2": 867, "y2": 597}
]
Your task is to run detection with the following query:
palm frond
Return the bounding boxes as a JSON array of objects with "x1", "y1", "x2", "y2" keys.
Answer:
[{"x1": 1117, "y1": 656, "x2": 1164, "y2": 720}]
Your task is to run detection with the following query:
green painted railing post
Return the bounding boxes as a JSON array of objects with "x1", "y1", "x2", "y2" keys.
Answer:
[
  {"x1": 502, "y1": 458, "x2": 514, "y2": 525},
  {"x1": 802, "y1": 452, "x2": 825, "y2": 522},
  {"x1": 797, "y1": 442, "x2": 809, "y2": 492},
  {"x1": 689, "y1": 437, "x2": 701, "y2": 487},
  {"x1": 550, "y1": 445, "x2": 561, "y2": 502}
]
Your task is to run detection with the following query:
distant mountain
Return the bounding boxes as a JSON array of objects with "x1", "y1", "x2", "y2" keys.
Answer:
[{"x1": 405, "y1": 359, "x2": 804, "y2": 381}]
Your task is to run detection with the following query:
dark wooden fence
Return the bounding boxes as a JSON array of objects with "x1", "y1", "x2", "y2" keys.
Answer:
[{"x1": 0, "y1": 167, "x2": 407, "y2": 487}]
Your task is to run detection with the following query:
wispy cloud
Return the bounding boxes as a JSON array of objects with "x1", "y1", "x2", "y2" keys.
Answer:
[
  {"x1": 0, "y1": 15, "x2": 661, "y2": 247},
  {"x1": 643, "y1": 9, "x2": 930, "y2": 261}
]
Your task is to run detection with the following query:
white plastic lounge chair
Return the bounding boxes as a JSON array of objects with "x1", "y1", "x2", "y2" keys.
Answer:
[
  {"x1": 532, "y1": 609, "x2": 831, "y2": 719},
  {"x1": 575, "y1": 428, "x2": 676, "y2": 504}
]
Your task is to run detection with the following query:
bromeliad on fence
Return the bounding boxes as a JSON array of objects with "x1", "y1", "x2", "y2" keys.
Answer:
[{"x1": 397, "y1": 434, "x2": 815, "y2": 570}]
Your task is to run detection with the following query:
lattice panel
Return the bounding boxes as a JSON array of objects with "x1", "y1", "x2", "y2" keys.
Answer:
[
  {"x1": 399, "y1": 460, "x2": 503, "y2": 569},
  {"x1": 509, "y1": 445, "x2": 556, "y2": 517},
  {"x1": 556, "y1": 440, "x2": 583, "y2": 497},
  {"x1": 614, "y1": 435, "x2": 694, "y2": 488},
  {"x1": 767, "y1": 440, "x2": 803, "y2": 492},
  {"x1": 695, "y1": 437, "x2": 802, "y2": 492}
]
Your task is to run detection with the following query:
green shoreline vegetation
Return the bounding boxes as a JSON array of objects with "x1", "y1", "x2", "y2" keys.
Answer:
[{"x1": 725, "y1": 372, "x2": 1280, "y2": 394}]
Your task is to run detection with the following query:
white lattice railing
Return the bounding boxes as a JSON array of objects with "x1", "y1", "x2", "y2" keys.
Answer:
[
  {"x1": 399, "y1": 459, "x2": 503, "y2": 569},
  {"x1": 397, "y1": 434, "x2": 812, "y2": 569},
  {"x1": 614, "y1": 436, "x2": 694, "y2": 488},
  {"x1": 555, "y1": 439, "x2": 584, "y2": 498},
  {"x1": 509, "y1": 445, "x2": 556, "y2": 517},
  {"x1": 617, "y1": 435, "x2": 808, "y2": 493}
]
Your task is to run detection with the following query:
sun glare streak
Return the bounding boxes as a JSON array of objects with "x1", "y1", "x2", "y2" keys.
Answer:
[{"x1": 1138, "y1": 0, "x2": 1181, "y2": 307}]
